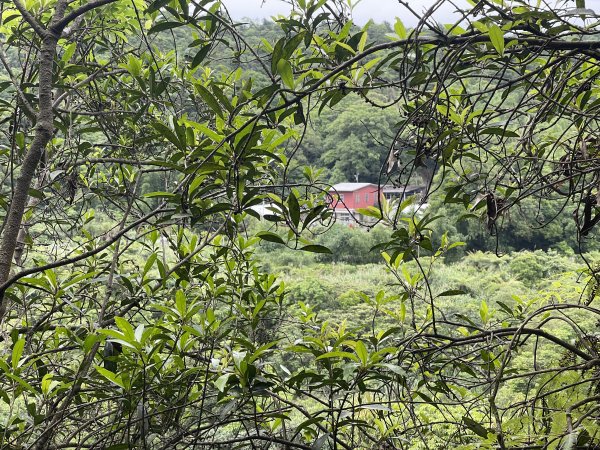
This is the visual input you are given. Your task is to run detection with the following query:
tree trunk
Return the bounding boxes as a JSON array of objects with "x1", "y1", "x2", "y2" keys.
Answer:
[{"x1": 0, "y1": 31, "x2": 59, "y2": 322}]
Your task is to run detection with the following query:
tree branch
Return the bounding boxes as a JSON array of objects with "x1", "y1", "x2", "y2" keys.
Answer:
[
  {"x1": 416, "y1": 327, "x2": 594, "y2": 361},
  {"x1": 12, "y1": 0, "x2": 46, "y2": 36},
  {"x1": 0, "y1": 42, "x2": 36, "y2": 118},
  {"x1": 0, "y1": 202, "x2": 171, "y2": 301},
  {"x1": 0, "y1": 32, "x2": 60, "y2": 323},
  {"x1": 51, "y1": 0, "x2": 119, "y2": 33}
]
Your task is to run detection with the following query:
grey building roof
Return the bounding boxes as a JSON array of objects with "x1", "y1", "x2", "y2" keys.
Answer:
[{"x1": 330, "y1": 183, "x2": 378, "y2": 192}]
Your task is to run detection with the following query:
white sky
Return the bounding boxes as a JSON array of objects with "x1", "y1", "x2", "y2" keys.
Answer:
[
  {"x1": 221, "y1": 0, "x2": 463, "y2": 25},
  {"x1": 222, "y1": 0, "x2": 600, "y2": 25}
]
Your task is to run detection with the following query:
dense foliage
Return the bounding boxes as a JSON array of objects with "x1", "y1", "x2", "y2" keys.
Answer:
[{"x1": 0, "y1": 0, "x2": 599, "y2": 449}]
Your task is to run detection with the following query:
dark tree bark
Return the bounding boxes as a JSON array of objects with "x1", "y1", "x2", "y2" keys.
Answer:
[
  {"x1": 0, "y1": 0, "x2": 118, "y2": 323},
  {"x1": 0, "y1": 19, "x2": 61, "y2": 323}
]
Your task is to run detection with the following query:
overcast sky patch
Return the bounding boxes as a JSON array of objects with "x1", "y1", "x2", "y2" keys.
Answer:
[
  {"x1": 221, "y1": 0, "x2": 465, "y2": 25},
  {"x1": 222, "y1": 0, "x2": 600, "y2": 26}
]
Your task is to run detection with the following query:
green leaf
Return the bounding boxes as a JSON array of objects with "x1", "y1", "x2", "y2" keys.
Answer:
[
  {"x1": 28, "y1": 188, "x2": 44, "y2": 200},
  {"x1": 249, "y1": 341, "x2": 279, "y2": 363},
  {"x1": 191, "y1": 45, "x2": 211, "y2": 69},
  {"x1": 271, "y1": 38, "x2": 285, "y2": 73},
  {"x1": 561, "y1": 431, "x2": 579, "y2": 450},
  {"x1": 195, "y1": 84, "x2": 224, "y2": 119},
  {"x1": 152, "y1": 123, "x2": 183, "y2": 150},
  {"x1": 115, "y1": 317, "x2": 135, "y2": 340},
  {"x1": 188, "y1": 121, "x2": 223, "y2": 142},
  {"x1": 282, "y1": 33, "x2": 304, "y2": 60},
  {"x1": 145, "y1": 0, "x2": 171, "y2": 14},
  {"x1": 277, "y1": 59, "x2": 295, "y2": 89},
  {"x1": 134, "y1": 324, "x2": 145, "y2": 343},
  {"x1": 302, "y1": 205, "x2": 326, "y2": 231},
  {"x1": 175, "y1": 289, "x2": 186, "y2": 317},
  {"x1": 95, "y1": 366, "x2": 126, "y2": 389},
  {"x1": 480, "y1": 300, "x2": 489, "y2": 324},
  {"x1": 126, "y1": 55, "x2": 142, "y2": 77},
  {"x1": 61, "y1": 42, "x2": 77, "y2": 63},
  {"x1": 354, "y1": 341, "x2": 368, "y2": 366},
  {"x1": 488, "y1": 25, "x2": 505, "y2": 56},
  {"x1": 149, "y1": 21, "x2": 183, "y2": 34},
  {"x1": 143, "y1": 253, "x2": 157, "y2": 278},
  {"x1": 209, "y1": 85, "x2": 234, "y2": 114},
  {"x1": 312, "y1": 434, "x2": 329, "y2": 450},
  {"x1": 256, "y1": 231, "x2": 285, "y2": 245},
  {"x1": 214, "y1": 373, "x2": 232, "y2": 392},
  {"x1": 296, "y1": 416, "x2": 324, "y2": 432},
  {"x1": 394, "y1": 18, "x2": 407, "y2": 39},
  {"x1": 356, "y1": 206, "x2": 382, "y2": 219},
  {"x1": 41, "y1": 374, "x2": 57, "y2": 395},
  {"x1": 316, "y1": 351, "x2": 359, "y2": 362},
  {"x1": 480, "y1": 127, "x2": 518, "y2": 138},
  {"x1": 287, "y1": 192, "x2": 300, "y2": 228},
  {"x1": 438, "y1": 290, "x2": 466, "y2": 297},
  {"x1": 144, "y1": 191, "x2": 178, "y2": 198},
  {"x1": 1, "y1": 370, "x2": 37, "y2": 394},
  {"x1": 300, "y1": 245, "x2": 332, "y2": 254},
  {"x1": 462, "y1": 415, "x2": 489, "y2": 438},
  {"x1": 12, "y1": 338, "x2": 25, "y2": 370},
  {"x1": 472, "y1": 20, "x2": 488, "y2": 34}
]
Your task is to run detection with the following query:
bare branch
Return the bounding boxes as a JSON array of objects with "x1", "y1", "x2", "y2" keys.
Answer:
[
  {"x1": 0, "y1": 42, "x2": 36, "y2": 118},
  {"x1": 51, "y1": 0, "x2": 119, "y2": 33},
  {"x1": 0, "y1": 201, "x2": 171, "y2": 299}
]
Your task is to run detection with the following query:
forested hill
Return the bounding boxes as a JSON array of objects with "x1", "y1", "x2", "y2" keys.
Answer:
[
  {"x1": 0, "y1": 16, "x2": 588, "y2": 254},
  {"x1": 173, "y1": 21, "x2": 597, "y2": 254},
  {"x1": 147, "y1": 20, "x2": 402, "y2": 184}
]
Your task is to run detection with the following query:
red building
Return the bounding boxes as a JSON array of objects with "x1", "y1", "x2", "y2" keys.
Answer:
[
  {"x1": 329, "y1": 183, "x2": 380, "y2": 224},
  {"x1": 329, "y1": 182, "x2": 425, "y2": 224},
  {"x1": 330, "y1": 183, "x2": 379, "y2": 209}
]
